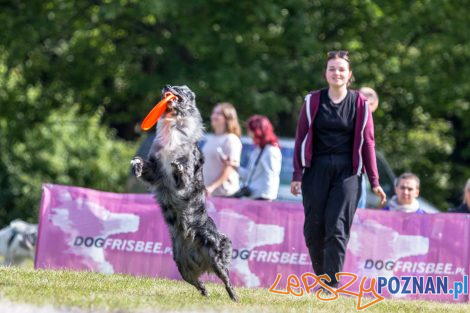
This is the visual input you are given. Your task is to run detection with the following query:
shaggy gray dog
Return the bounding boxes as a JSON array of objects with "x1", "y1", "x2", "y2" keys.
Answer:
[
  {"x1": 131, "y1": 85, "x2": 238, "y2": 301},
  {"x1": 0, "y1": 219, "x2": 37, "y2": 266}
]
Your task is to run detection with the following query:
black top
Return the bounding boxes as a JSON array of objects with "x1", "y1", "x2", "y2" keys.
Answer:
[
  {"x1": 448, "y1": 203, "x2": 470, "y2": 214},
  {"x1": 312, "y1": 89, "x2": 357, "y2": 155}
]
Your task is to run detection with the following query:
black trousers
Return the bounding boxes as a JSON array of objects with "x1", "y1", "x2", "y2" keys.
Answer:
[{"x1": 301, "y1": 154, "x2": 361, "y2": 287}]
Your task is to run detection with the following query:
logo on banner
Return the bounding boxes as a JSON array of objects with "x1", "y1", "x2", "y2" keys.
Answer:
[
  {"x1": 49, "y1": 190, "x2": 140, "y2": 274},
  {"x1": 269, "y1": 272, "x2": 469, "y2": 310}
]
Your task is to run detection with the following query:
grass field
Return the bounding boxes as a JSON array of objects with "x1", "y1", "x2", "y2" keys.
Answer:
[
  {"x1": 0, "y1": 267, "x2": 470, "y2": 313},
  {"x1": 0, "y1": 267, "x2": 468, "y2": 313}
]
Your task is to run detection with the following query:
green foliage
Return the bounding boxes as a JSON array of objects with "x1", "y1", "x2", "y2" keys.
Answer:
[
  {"x1": 0, "y1": 105, "x2": 136, "y2": 226},
  {"x1": 0, "y1": 0, "x2": 469, "y2": 213},
  {"x1": 374, "y1": 108, "x2": 455, "y2": 209}
]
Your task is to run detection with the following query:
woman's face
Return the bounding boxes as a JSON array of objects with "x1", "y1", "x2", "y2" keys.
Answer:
[
  {"x1": 325, "y1": 58, "x2": 352, "y2": 88},
  {"x1": 211, "y1": 106, "x2": 226, "y2": 134}
]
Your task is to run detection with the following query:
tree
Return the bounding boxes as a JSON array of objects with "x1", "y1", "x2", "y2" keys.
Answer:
[
  {"x1": 0, "y1": 105, "x2": 135, "y2": 225},
  {"x1": 0, "y1": 0, "x2": 468, "y2": 214}
]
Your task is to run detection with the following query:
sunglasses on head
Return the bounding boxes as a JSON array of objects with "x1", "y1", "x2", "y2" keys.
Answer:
[{"x1": 327, "y1": 50, "x2": 350, "y2": 61}]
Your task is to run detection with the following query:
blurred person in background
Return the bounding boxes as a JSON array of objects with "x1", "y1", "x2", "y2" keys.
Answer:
[
  {"x1": 357, "y1": 86, "x2": 380, "y2": 209},
  {"x1": 448, "y1": 178, "x2": 470, "y2": 213},
  {"x1": 360, "y1": 87, "x2": 379, "y2": 113},
  {"x1": 203, "y1": 102, "x2": 242, "y2": 197},
  {"x1": 233, "y1": 115, "x2": 282, "y2": 200},
  {"x1": 383, "y1": 172, "x2": 425, "y2": 213}
]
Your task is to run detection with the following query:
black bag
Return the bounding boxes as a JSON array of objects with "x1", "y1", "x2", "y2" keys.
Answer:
[
  {"x1": 231, "y1": 148, "x2": 264, "y2": 198},
  {"x1": 232, "y1": 186, "x2": 252, "y2": 198}
]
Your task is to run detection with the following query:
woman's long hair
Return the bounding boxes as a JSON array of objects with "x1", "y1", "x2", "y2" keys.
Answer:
[
  {"x1": 246, "y1": 115, "x2": 280, "y2": 149},
  {"x1": 216, "y1": 102, "x2": 241, "y2": 137}
]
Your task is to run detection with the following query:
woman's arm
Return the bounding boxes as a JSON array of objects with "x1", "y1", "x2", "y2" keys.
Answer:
[
  {"x1": 293, "y1": 98, "x2": 310, "y2": 182},
  {"x1": 206, "y1": 165, "x2": 236, "y2": 195},
  {"x1": 362, "y1": 106, "x2": 387, "y2": 206},
  {"x1": 206, "y1": 134, "x2": 242, "y2": 195},
  {"x1": 362, "y1": 105, "x2": 379, "y2": 188}
]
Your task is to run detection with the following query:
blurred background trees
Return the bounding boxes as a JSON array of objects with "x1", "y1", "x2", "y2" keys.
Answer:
[{"x1": 0, "y1": 0, "x2": 468, "y2": 225}]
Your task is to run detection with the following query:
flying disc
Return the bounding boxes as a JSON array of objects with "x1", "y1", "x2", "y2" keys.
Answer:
[{"x1": 141, "y1": 92, "x2": 177, "y2": 131}]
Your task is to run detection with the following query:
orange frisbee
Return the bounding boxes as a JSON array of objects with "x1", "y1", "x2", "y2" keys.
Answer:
[{"x1": 141, "y1": 92, "x2": 177, "y2": 131}]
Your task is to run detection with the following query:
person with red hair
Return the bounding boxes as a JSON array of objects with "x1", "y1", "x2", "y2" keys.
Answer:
[{"x1": 233, "y1": 115, "x2": 282, "y2": 200}]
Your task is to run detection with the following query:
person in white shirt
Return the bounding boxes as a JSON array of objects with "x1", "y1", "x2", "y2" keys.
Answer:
[
  {"x1": 235, "y1": 115, "x2": 282, "y2": 200},
  {"x1": 203, "y1": 102, "x2": 242, "y2": 197}
]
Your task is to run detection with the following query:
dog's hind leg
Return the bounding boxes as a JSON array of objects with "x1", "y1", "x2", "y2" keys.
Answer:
[
  {"x1": 212, "y1": 263, "x2": 238, "y2": 302},
  {"x1": 176, "y1": 262, "x2": 209, "y2": 297},
  {"x1": 193, "y1": 279, "x2": 208, "y2": 297},
  {"x1": 212, "y1": 235, "x2": 238, "y2": 302},
  {"x1": 183, "y1": 276, "x2": 208, "y2": 297},
  {"x1": 3, "y1": 253, "x2": 13, "y2": 266}
]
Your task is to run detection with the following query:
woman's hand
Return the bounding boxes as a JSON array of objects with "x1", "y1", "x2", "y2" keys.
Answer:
[
  {"x1": 205, "y1": 185, "x2": 216, "y2": 197},
  {"x1": 291, "y1": 181, "x2": 302, "y2": 196},
  {"x1": 218, "y1": 153, "x2": 237, "y2": 168},
  {"x1": 372, "y1": 186, "x2": 387, "y2": 207}
]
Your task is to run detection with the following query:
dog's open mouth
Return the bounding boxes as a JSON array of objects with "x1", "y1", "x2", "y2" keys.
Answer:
[
  {"x1": 166, "y1": 98, "x2": 179, "y2": 113},
  {"x1": 161, "y1": 84, "x2": 195, "y2": 119},
  {"x1": 163, "y1": 87, "x2": 181, "y2": 110},
  {"x1": 164, "y1": 95, "x2": 183, "y2": 114}
]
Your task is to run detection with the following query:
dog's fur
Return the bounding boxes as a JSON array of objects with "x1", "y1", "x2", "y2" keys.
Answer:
[
  {"x1": 0, "y1": 219, "x2": 37, "y2": 266},
  {"x1": 131, "y1": 85, "x2": 238, "y2": 301}
]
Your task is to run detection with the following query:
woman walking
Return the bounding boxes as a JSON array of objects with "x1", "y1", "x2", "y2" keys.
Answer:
[{"x1": 291, "y1": 50, "x2": 387, "y2": 290}]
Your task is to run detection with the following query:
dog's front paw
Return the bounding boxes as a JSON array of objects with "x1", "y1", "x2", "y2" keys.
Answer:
[
  {"x1": 131, "y1": 157, "x2": 144, "y2": 177},
  {"x1": 171, "y1": 160, "x2": 185, "y2": 188}
]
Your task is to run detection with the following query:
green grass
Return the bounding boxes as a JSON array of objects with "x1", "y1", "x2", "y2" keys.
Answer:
[{"x1": 0, "y1": 267, "x2": 468, "y2": 312}]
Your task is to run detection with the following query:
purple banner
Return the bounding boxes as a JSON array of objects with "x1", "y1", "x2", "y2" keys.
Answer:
[{"x1": 36, "y1": 184, "x2": 469, "y2": 302}]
